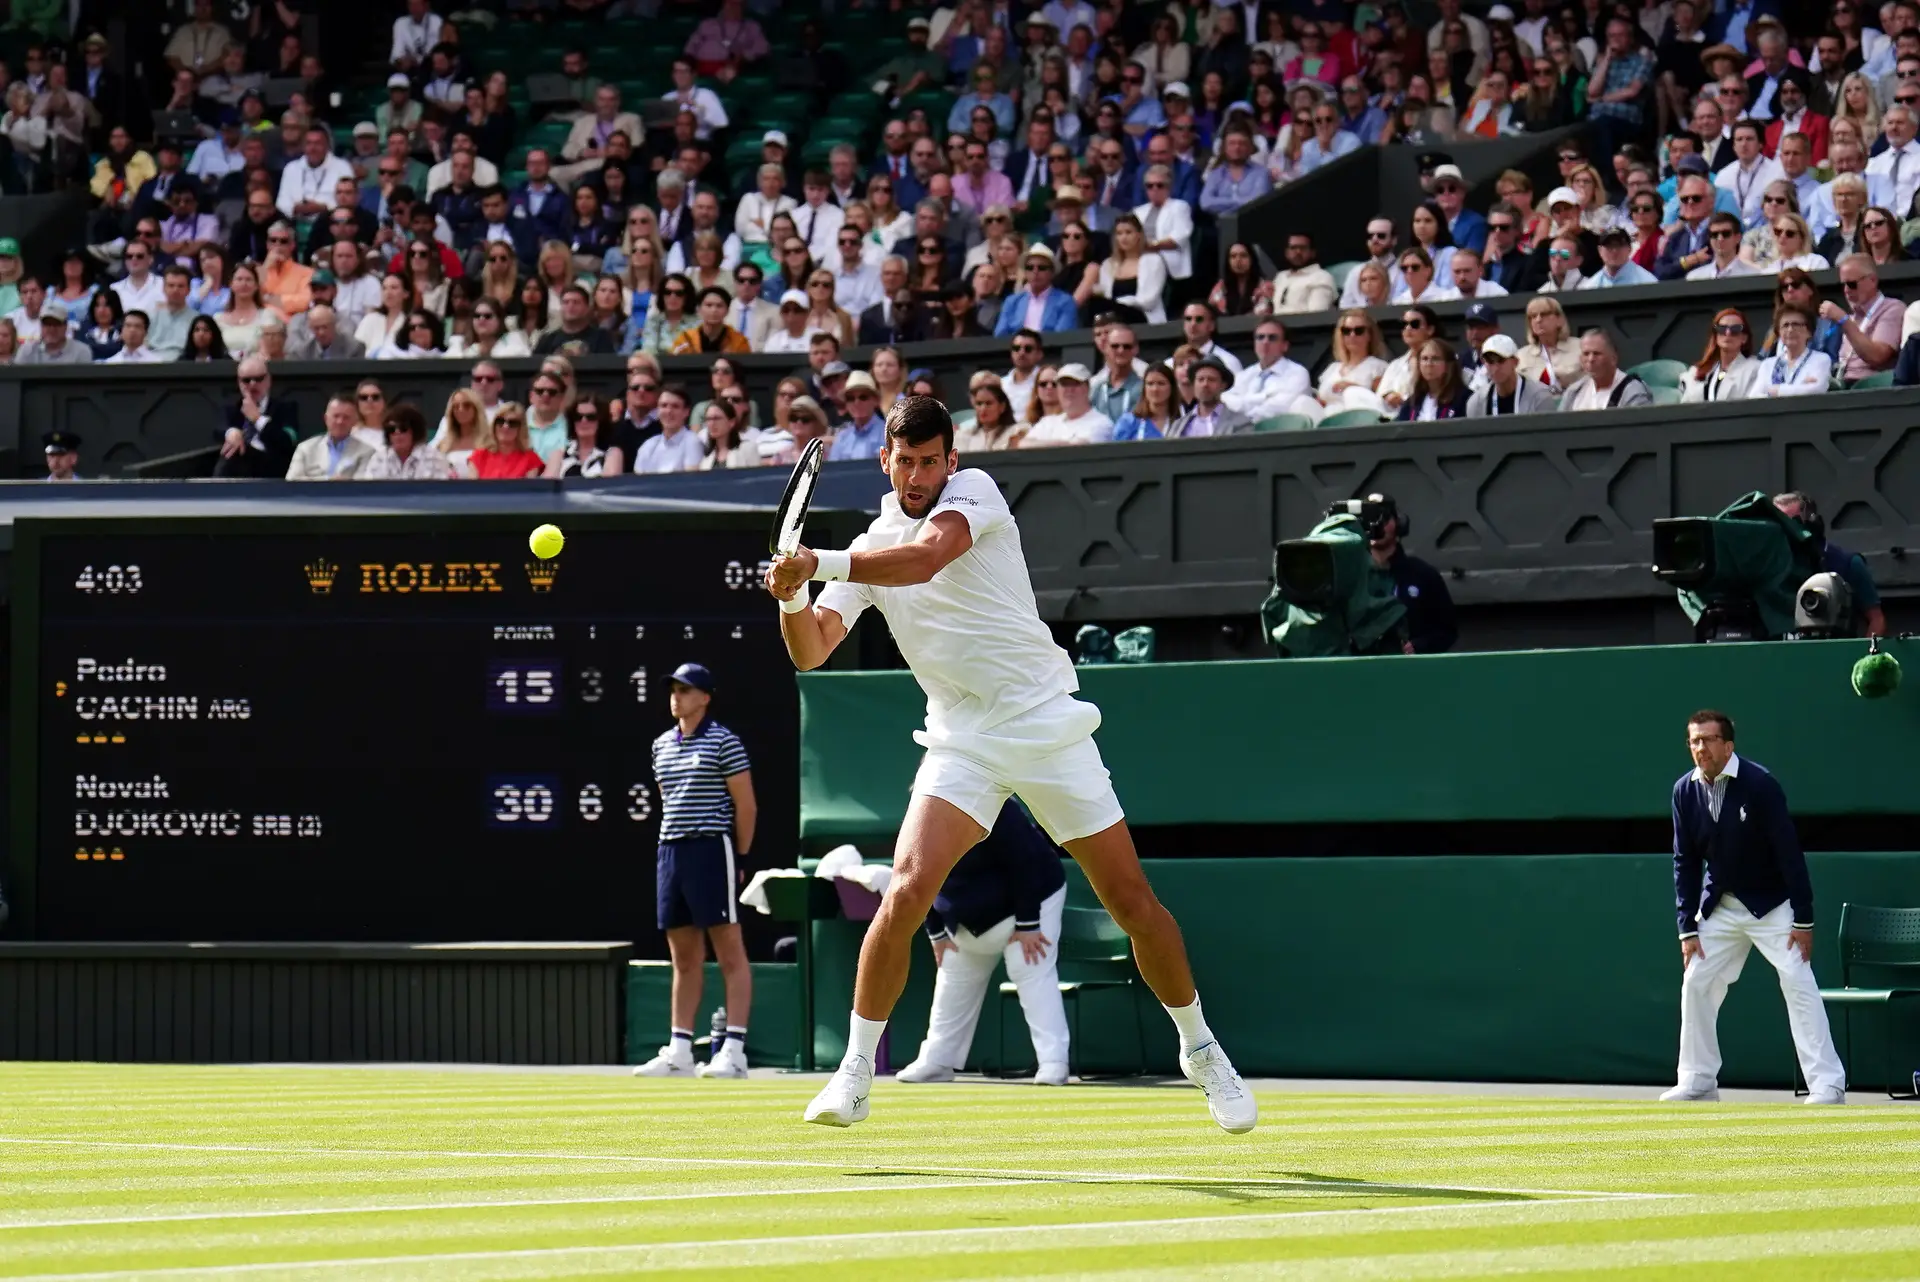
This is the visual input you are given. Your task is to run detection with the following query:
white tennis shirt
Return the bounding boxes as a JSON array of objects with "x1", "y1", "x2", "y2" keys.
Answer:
[{"x1": 817, "y1": 468, "x2": 1078, "y2": 735}]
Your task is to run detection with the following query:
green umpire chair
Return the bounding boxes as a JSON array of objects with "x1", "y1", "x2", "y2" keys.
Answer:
[
  {"x1": 995, "y1": 905, "x2": 1146, "y2": 1078},
  {"x1": 1807, "y1": 904, "x2": 1920, "y2": 1097}
]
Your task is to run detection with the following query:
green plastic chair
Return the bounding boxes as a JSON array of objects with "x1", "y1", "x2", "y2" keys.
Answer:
[
  {"x1": 1849, "y1": 370, "x2": 1898, "y2": 390},
  {"x1": 1811, "y1": 905, "x2": 1920, "y2": 1097},
  {"x1": 1326, "y1": 260, "x2": 1362, "y2": 290},
  {"x1": 1319, "y1": 408, "x2": 1388, "y2": 429},
  {"x1": 995, "y1": 906, "x2": 1145, "y2": 1078},
  {"x1": 1647, "y1": 385, "x2": 1684, "y2": 406},
  {"x1": 1629, "y1": 358, "x2": 1689, "y2": 388},
  {"x1": 1254, "y1": 413, "x2": 1317, "y2": 432}
]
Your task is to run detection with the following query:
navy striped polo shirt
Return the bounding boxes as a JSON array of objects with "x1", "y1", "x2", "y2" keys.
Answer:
[{"x1": 651, "y1": 717, "x2": 750, "y2": 841}]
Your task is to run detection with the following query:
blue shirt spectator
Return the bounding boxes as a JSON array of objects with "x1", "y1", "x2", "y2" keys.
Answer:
[
  {"x1": 828, "y1": 376, "x2": 887, "y2": 460},
  {"x1": 1588, "y1": 23, "x2": 1655, "y2": 129},
  {"x1": 1338, "y1": 77, "x2": 1387, "y2": 143},
  {"x1": 947, "y1": 79, "x2": 1015, "y2": 136},
  {"x1": 1197, "y1": 134, "x2": 1272, "y2": 215},
  {"x1": 1297, "y1": 128, "x2": 1361, "y2": 176}
]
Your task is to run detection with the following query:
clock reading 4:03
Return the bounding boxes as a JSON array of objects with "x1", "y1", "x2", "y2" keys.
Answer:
[{"x1": 72, "y1": 565, "x2": 144, "y2": 594}]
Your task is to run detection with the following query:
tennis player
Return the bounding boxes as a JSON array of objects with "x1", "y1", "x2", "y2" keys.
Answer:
[{"x1": 765, "y1": 395, "x2": 1256, "y2": 1134}]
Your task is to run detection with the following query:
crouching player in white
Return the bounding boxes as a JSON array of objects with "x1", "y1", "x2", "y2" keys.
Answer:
[
  {"x1": 766, "y1": 395, "x2": 1256, "y2": 1133},
  {"x1": 898, "y1": 799, "x2": 1072, "y2": 1086}
]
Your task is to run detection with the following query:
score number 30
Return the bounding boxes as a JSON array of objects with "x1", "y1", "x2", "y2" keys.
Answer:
[{"x1": 489, "y1": 775, "x2": 654, "y2": 828}]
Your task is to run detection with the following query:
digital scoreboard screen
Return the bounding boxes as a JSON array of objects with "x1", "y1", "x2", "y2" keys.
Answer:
[{"x1": 8, "y1": 513, "x2": 817, "y2": 944}]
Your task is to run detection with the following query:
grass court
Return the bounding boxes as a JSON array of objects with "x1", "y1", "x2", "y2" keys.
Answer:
[{"x1": 0, "y1": 1063, "x2": 1916, "y2": 1279}]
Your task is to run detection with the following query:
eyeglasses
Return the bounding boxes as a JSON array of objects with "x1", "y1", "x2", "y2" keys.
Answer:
[
  {"x1": 1036, "y1": 379, "x2": 1057, "y2": 388},
  {"x1": 1012, "y1": 342, "x2": 1040, "y2": 353},
  {"x1": 736, "y1": 274, "x2": 762, "y2": 286},
  {"x1": 239, "y1": 373, "x2": 268, "y2": 384},
  {"x1": 357, "y1": 390, "x2": 384, "y2": 400},
  {"x1": 1145, "y1": 180, "x2": 1168, "y2": 189},
  {"x1": 1774, "y1": 226, "x2": 1802, "y2": 239},
  {"x1": 628, "y1": 381, "x2": 658, "y2": 393},
  {"x1": 574, "y1": 413, "x2": 599, "y2": 424},
  {"x1": 1715, "y1": 322, "x2": 1747, "y2": 334},
  {"x1": 268, "y1": 235, "x2": 294, "y2": 245},
  {"x1": 1679, "y1": 193, "x2": 1707, "y2": 205},
  {"x1": 1400, "y1": 318, "x2": 1428, "y2": 330},
  {"x1": 1366, "y1": 230, "x2": 1392, "y2": 240},
  {"x1": 532, "y1": 385, "x2": 562, "y2": 396},
  {"x1": 1842, "y1": 277, "x2": 1868, "y2": 290},
  {"x1": 661, "y1": 287, "x2": 688, "y2": 296},
  {"x1": 494, "y1": 417, "x2": 524, "y2": 428},
  {"x1": 1399, "y1": 261, "x2": 1427, "y2": 273},
  {"x1": 1709, "y1": 228, "x2": 1739, "y2": 240},
  {"x1": 378, "y1": 166, "x2": 402, "y2": 177},
  {"x1": 1631, "y1": 204, "x2": 1658, "y2": 215},
  {"x1": 919, "y1": 246, "x2": 944, "y2": 255},
  {"x1": 1557, "y1": 151, "x2": 1581, "y2": 163},
  {"x1": 1763, "y1": 194, "x2": 1790, "y2": 205},
  {"x1": 1865, "y1": 217, "x2": 1892, "y2": 230},
  {"x1": 1339, "y1": 325, "x2": 1368, "y2": 336}
]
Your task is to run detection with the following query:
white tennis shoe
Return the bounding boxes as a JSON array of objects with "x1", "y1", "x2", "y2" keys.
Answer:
[
  {"x1": 632, "y1": 1043, "x2": 696, "y2": 1077},
  {"x1": 1181, "y1": 1041, "x2": 1258, "y2": 1134},
  {"x1": 803, "y1": 1054, "x2": 874, "y2": 1126},
  {"x1": 698, "y1": 1039, "x2": 749, "y2": 1079},
  {"x1": 1804, "y1": 1088, "x2": 1846, "y2": 1105},
  {"x1": 895, "y1": 1058, "x2": 956, "y2": 1083},
  {"x1": 1034, "y1": 1061, "x2": 1069, "y2": 1086},
  {"x1": 1658, "y1": 1084, "x2": 1720, "y2": 1102}
]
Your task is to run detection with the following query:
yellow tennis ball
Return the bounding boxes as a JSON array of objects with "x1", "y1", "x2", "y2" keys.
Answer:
[{"x1": 529, "y1": 524, "x2": 565, "y2": 560}]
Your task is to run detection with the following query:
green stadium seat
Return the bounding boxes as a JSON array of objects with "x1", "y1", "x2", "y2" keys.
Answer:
[
  {"x1": 1319, "y1": 408, "x2": 1389, "y2": 429},
  {"x1": 995, "y1": 906, "x2": 1144, "y2": 1078},
  {"x1": 1326, "y1": 260, "x2": 1361, "y2": 290},
  {"x1": 826, "y1": 92, "x2": 882, "y2": 121},
  {"x1": 1811, "y1": 905, "x2": 1920, "y2": 1098},
  {"x1": 1254, "y1": 413, "x2": 1317, "y2": 433},
  {"x1": 1849, "y1": 370, "x2": 1898, "y2": 390},
  {"x1": 1629, "y1": 359, "x2": 1689, "y2": 388},
  {"x1": 1647, "y1": 385, "x2": 1684, "y2": 405}
]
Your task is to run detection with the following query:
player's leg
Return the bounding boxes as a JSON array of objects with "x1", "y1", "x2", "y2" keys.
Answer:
[
  {"x1": 635, "y1": 842, "x2": 702, "y2": 1077},
  {"x1": 900, "y1": 927, "x2": 1002, "y2": 1081},
  {"x1": 1667, "y1": 909, "x2": 1752, "y2": 1100},
  {"x1": 1003, "y1": 883, "x2": 1071, "y2": 1084},
  {"x1": 1747, "y1": 906, "x2": 1846, "y2": 1101},
  {"x1": 805, "y1": 788, "x2": 991, "y2": 1126},
  {"x1": 1020, "y1": 721, "x2": 1256, "y2": 1133},
  {"x1": 698, "y1": 922, "x2": 753, "y2": 1079}
]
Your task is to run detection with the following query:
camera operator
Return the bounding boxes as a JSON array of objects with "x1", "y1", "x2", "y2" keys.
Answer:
[
  {"x1": 1773, "y1": 492, "x2": 1885, "y2": 637},
  {"x1": 1367, "y1": 494, "x2": 1458, "y2": 654}
]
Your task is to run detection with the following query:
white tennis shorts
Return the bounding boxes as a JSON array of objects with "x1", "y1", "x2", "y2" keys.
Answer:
[{"x1": 911, "y1": 693, "x2": 1125, "y2": 844}]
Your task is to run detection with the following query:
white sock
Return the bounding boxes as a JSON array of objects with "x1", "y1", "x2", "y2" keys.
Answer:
[
  {"x1": 725, "y1": 1025, "x2": 748, "y2": 1047},
  {"x1": 669, "y1": 1029, "x2": 694, "y2": 1058},
  {"x1": 846, "y1": 1013, "x2": 887, "y2": 1062},
  {"x1": 1164, "y1": 995, "x2": 1214, "y2": 1055}
]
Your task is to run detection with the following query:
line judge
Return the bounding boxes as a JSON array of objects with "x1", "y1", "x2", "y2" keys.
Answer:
[
  {"x1": 1664, "y1": 709, "x2": 1845, "y2": 1104},
  {"x1": 633, "y1": 663, "x2": 758, "y2": 1080}
]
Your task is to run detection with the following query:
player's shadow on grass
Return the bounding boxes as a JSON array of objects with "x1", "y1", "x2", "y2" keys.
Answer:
[{"x1": 851, "y1": 1169, "x2": 1538, "y2": 1208}]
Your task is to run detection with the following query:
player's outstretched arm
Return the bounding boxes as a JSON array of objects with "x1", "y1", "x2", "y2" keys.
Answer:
[{"x1": 767, "y1": 555, "x2": 849, "y2": 671}]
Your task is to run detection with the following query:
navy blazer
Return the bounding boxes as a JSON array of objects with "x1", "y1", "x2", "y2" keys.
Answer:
[
  {"x1": 1671, "y1": 755, "x2": 1814, "y2": 937},
  {"x1": 926, "y1": 801, "x2": 1067, "y2": 939}
]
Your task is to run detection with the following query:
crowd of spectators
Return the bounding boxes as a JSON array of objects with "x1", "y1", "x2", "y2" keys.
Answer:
[{"x1": 11, "y1": 0, "x2": 1920, "y2": 480}]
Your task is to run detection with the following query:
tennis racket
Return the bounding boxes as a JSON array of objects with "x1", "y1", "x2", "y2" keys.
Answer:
[{"x1": 771, "y1": 436, "x2": 826, "y2": 558}]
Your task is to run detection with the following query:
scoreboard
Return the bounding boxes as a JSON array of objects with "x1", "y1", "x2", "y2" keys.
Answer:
[{"x1": 7, "y1": 513, "x2": 826, "y2": 943}]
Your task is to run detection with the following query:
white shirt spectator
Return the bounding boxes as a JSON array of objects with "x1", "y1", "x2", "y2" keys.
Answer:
[
  {"x1": 1339, "y1": 256, "x2": 1405, "y2": 308},
  {"x1": 635, "y1": 427, "x2": 711, "y2": 472},
  {"x1": 1715, "y1": 154, "x2": 1786, "y2": 223},
  {"x1": 426, "y1": 154, "x2": 499, "y2": 199},
  {"x1": 1002, "y1": 367, "x2": 1040, "y2": 419},
  {"x1": 111, "y1": 273, "x2": 165, "y2": 315},
  {"x1": 1192, "y1": 339, "x2": 1243, "y2": 375},
  {"x1": 1222, "y1": 357, "x2": 1312, "y2": 420},
  {"x1": 1390, "y1": 283, "x2": 1460, "y2": 304},
  {"x1": 277, "y1": 152, "x2": 355, "y2": 221},
  {"x1": 1685, "y1": 257, "x2": 1764, "y2": 281},
  {"x1": 1132, "y1": 197, "x2": 1193, "y2": 279},
  {"x1": 793, "y1": 199, "x2": 845, "y2": 260},
  {"x1": 1747, "y1": 348, "x2": 1833, "y2": 396},
  {"x1": 661, "y1": 86, "x2": 729, "y2": 139},
  {"x1": 762, "y1": 328, "x2": 814, "y2": 355},
  {"x1": 1025, "y1": 408, "x2": 1114, "y2": 446},
  {"x1": 1868, "y1": 139, "x2": 1920, "y2": 220},
  {"x1": 1454, "y1": 277, "x2": 1509, "y2": 298},
  {"x1": 187, "y1": 136, "x2": 246, "y2": 182},
  {"x1": 105, "y1": 342, "x2": 162, "y2": 363},
  {"x1": 391, "y1": 10, "x2": 443, "y2": 66},
  {"x1": 1096, "y1": 254, "x2": 1168, "y2": 324},
  {"x1": 734, "y1": 191, "x2": 797, "y2": 245}
]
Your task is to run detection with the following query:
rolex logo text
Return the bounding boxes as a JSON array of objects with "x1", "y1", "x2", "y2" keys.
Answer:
[{"x1": 356, "y1": 562, "x2": 504, "y2": 593}]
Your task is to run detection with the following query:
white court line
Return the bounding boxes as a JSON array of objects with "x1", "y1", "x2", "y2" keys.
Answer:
[
  {"x1": 0, "y1": 1195, "x2": 1688, "y2": 1281},
  {"x1": 0, "y1": 1137, "x2": 1656, "y2": 1202}
]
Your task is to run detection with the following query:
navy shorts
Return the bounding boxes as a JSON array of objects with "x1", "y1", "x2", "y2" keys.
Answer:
[{"x1": 657, "y1": 834, "x2": 738, "y2": 930}]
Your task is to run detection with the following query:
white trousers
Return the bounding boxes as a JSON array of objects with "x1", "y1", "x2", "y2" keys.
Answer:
[
  {"x1": 1676, "y1": 895, "x2": 1846, "y2": 1094},
  {"x1": 915, "y1": 885, "x2": 1070, "y2": 1070}
]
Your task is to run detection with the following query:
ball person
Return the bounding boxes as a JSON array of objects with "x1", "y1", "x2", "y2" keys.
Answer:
[
  {"x1": 766, "y1": 395, "x2": 1255, "y2": 1133},
  {"x1": 1664, "y1": 710, "x2": 1845, "y2": 1104},
  {"x1": 897, "y1": 800, "x2": 1072, "y2": 1086},
  {"x1": 633, "y1": 663, "x2": 758, "y2": 1080}
]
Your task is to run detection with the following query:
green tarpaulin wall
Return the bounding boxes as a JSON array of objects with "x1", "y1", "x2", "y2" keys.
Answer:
[{"x1": 798, "y1": 640, "x2": 1920, "y2": 836}]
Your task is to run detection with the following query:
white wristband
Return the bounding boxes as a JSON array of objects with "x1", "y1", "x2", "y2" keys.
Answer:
[
  {"x1": 778, "y1": 584, "x2": 811, "y2": 614},
  {"x1": 812, "y1": 549, "x2": 851, "y2": 582}
]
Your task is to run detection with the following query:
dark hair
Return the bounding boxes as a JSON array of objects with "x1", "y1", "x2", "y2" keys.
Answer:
[
  {"x1": 567, "y1": 392, "x2": 607, "y2": 440},
  {"x1": 885, "y1": 393, "x2": 955, "y2": 453},
  {"x1": 179, "y1": 314, "x2": 230, "y2": 361},
  {"x1": 1413, "y1": 198, "x2": 1456, "y2": 250},
  {"x1": 384, "y1": 401, "x2": 426, "y2": 437},
  {"x1": 1219, "y1": 241, "x2": 1264, "y2": 316},
  {"x1": 702, "y1": 395, "x2": 742, "y2": 450},
  {"x1": 89, "y1": 288, "x2": 124, "y2": 327},
  {"x1": 657, "y1": 380, "x2": 692, "y2": 408},
  {"x1": 696, "y1": 284, "x2": 730, "y2": 308},
  {"x1": 162, "y1": 263, "x2": 193, "y2": 282},
  {"x1": 1687, "y1": 709, "x2": 1735, "y2": 741},
  {"x1": 122, "y1": 308, "x2": 150, "y2": 327}
]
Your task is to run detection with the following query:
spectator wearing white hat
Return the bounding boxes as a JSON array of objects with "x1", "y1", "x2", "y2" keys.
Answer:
[
  {"x1": 1133, "y1": 164, "x2": 1194, "y2": 284},
  {"x1": 1466, "y1": 334, "x2": 1558, "y2": 416},
  {"x1": 1521, "y1": 186, "x2": 1599, "y2": 289},
  {"x1": 993, "y1": 243, "x2": 1079, "y2": 335},
  {"x1": 1022, "y1": 363, "x2": 1114, "y2": 447},
  {"x1": 762, "y1": 290, "x2": 816, "y2": 355},
  {"x1": 376, "y1": 73, "x2": 423, "y2": 139},
  {"x1": 826, "y1": 371, "x2": 887, "y2": 461}
]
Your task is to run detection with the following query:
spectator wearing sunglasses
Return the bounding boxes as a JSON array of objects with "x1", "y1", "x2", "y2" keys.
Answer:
[
  {"x1": 1340, "y1": 217, "x2": 1407, "y2": 308},
  {"x1": 216, "y1": 356, "x2": 300, "y2": 478},
  {"x1": 1686, "y1": 212, "x2": 1763, "y2": 280},
  {"x1": 1681, "y1": 308, "x2": 1762, "y2": 403},
  {"x1": 1655, "y1": 174, "x2": 1721, "y2": 280}
]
